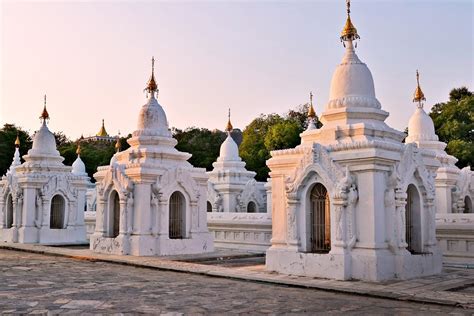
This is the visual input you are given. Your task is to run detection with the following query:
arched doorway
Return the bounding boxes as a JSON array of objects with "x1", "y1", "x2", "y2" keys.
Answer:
[
  {"x1": 50, "y1": 195, "x2": 65, "y2": 229},
  {"x1": 207, "y1": 201, "x2": 212, "y2": 213},
  {"x1": 6, "y1": 194, "x2": 13, "y2": 228},
  {"x1": 405, "y1": 184, "x2": 422, "y2": 254},
  {"x1": 309, "y1": 183, "x2": 331, "y2": 253},
  {"x1": 169, "y1": 191, "x2": 185, "y2": 239},
  {"x1": 464, "y1": 196, "x2": 473, "y2": 213},
  {"x1": 109, "y1": 190, "x2": 120, "y2": 238},
  {"x1": 247, "y1": 201, "x2": 256, "y2": 213}
]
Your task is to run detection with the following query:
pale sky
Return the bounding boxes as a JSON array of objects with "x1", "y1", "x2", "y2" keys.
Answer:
[{"x1": 1, "y1": 0, "x2": 472, "y2": 139}]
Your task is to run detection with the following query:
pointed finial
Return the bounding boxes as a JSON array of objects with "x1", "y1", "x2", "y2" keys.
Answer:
[
  {"x1": 226, "y1": 108, "x2": 233, "y2": 132},
  {"x1": 97, "y1": 119, "x2": 108, "y2": 137},
  {"x1": 308, "y1": 92, "x2": 316, "y2": 118},
  {"x1": 340, "y1": 0, "x2": 360, "y2": 43},
  {"x1": 145, "y1": 56, "x2": 159, "y2": 96},
  {"x1": 40, "y1": 94, "x2": 50, "y2": 122},
  {"x1": 115, "y1": 133, "x2": 121, "y2": 153},
  {"x1": 14, "y1": 133, "x2": 20, "y2": 148},
  {"x1": 413, "y1": 69, "x2": 426, "y2": 108},
  {"x1": 76, "y1": 142, "x2": 81, "y2": 156}
]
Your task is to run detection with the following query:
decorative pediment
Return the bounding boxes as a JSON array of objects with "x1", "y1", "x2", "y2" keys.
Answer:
[
  {"x1": 285, "y1": 144, "x2": 345, "y2": 197},
  {"x1": 155, "y1": 168, "x2": 200, "y2": 202},
  {"x1": 40, "y1": 175, "x2": 78, "y2": 202},
  {"x1": 396, "y1": 143, "x2": 436, "y2": 199},
  {"x1": 97, "y1": 165, "x2": 134, "y2": 200},
  {"x1": 236, "y1": 179, "x2": 266, "y2": 212}
]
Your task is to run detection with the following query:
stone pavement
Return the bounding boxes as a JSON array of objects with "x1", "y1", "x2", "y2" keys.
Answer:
[
  {"x1": 0, "y1": 243, "x2": 473, "y2": 313},
  {"x1": 0, "y1": 249, "x2": 471, "y2": 315}
]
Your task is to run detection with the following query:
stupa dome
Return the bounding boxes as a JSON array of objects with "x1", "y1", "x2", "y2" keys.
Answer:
[
  {"x1": 326, "y1": 43, "x2": 381, "y2": 110},
  {"x1": 29, "y1": 121, "x2": 59, "y2": 156},
  {"x1": 217, "y1": 133, "x2": 241, "y2": 162},
  {"x1": 137, "y1": 95, "x2": 170, "y2": 135},
  {"x1": 72, "y1": 156, "x2": 87, "y2": 175}
]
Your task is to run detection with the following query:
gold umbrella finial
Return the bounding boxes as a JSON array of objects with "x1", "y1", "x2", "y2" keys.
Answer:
[
  {"x1": 14, "y1": 133, "x2": 20, "y2": 148},
  {"x1": 308, "y1": 91, "x2": 316, "y2": 118},
  {"x1": 115, "y1": 133, "x2": 121, "y2": 153},
  {"x1": 145, "y1": 56, "x2": 159, "y2": 96},
  {"x1": 413, "y1": 70, "x2": 426, "y2": 107},
  {"x1": 40, "y1": 94, "x2": 50, "y2": 122},
  {"x1": 340, "y1": 0, "x2": 360, "y2": 42},
  {"x1": 226, "y1": 108, "x2": 233, "y2": 132},
  {"x1": 76, "y1": 142, "x2": 82, "y2": 156}
]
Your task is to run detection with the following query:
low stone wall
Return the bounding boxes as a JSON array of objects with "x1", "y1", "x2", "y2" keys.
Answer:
[
  {"x1": 85, "y1": 211, "x2": 96, "y2": 240},
  {"x1": 436, "y1": 213, "x2": 474, "y2": 265},
  {"x1": 207, "y1": 212, "x2": 272, "y2": 252}
]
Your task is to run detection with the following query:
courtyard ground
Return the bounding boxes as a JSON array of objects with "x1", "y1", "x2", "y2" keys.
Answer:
[{"x1": 0, "y1": 245, "x2": 473, "y2": 314}]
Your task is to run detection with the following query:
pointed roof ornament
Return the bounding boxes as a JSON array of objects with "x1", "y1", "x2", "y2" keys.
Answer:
[
  {"x1": 76, "y1": 142, "x2": 82, "y2": 156},
  {"x1": 308, "y1": 91, "x2": 316, "y2": 118},
  {"x1": 226, "y1": 108, "x2": 233, "y2": 132},
  {"x1": 40, "y1": 94, "x2": 50, "y2": 123},
  {"x1": 340, "y1": 0, "x2": 360, "y2": 43},
  {"x1": 97, "y1": 119, "x2": 109, "y2": 137},
  {"x1": 144, "y1": 56, "x2": 159, "y2": 96},
  {"x1": 115, "y1": 133, "x2": 121, "y2": 153},
  {"x1": 413, "y1": 70, "x2": 426, "y2": 108},
  {"x1": 14, "y1": 133, "x2": 20, "y2": 148}
]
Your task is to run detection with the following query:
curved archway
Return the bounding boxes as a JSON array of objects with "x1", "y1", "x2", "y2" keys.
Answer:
[
  {"x1": 108, "y1": 190, "x2": 120, "y2": 238},
  {"x1": 206, "y1": 201, "x2": 212, "y2": 213},
  {"x1": 309, "y1": 183, "x2": 331, "y2": 253},
  {"x1": 6, "y1": 194, "x2": 13, "y2": 228},
  {"x1": 50, "y1": 195, "x2": 65, "y2": 229},
  {"x1": 464, "y1": 196, "x2": 473, "y2": 214},
  {"x1": 247, "y1": 201, "x2": 256, "y2": 213},
  {"x1": 405, "y1": 184, "x2": 422, "y2": 254},
  {"x1": 169, "y1": 191, "x2": 185, "y2": 239}
]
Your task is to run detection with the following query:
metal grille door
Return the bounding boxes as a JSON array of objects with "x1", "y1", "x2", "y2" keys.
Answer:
[
  {"x1": 310, "y1": 184, "x2": 331, "y2": 253},
  {"x1": 169, "y1": 192, "x2": 184, "y2": 239},
  {"x1": 6, "y1": 194, "x2": 13, "y2": 228},
  {"x1": 112, "y1": 192, "x2": 120, "y2": 238},
  {"x1": 50, "y1": 195, "x2": 65, "y2": 229},
  {"x1": 247, "y1": 201, "x2": 256, "y2": 213}
]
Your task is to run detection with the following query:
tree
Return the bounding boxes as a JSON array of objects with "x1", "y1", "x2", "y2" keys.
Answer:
[
  {"x1": 0, "y1": 124, "x2": 32, "y2": 176},
  {"x1": 429, "y1": 87, "x2": 473, "y2": 168},
  {"x1": 173, "y1": 127, "x2": 228, "y2": 171}
]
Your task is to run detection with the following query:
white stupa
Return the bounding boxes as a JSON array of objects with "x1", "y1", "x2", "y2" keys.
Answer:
[
  {"x1": 207, "y1": 110, "x2": 266, "y2": 213},
  {"x1": 266, "y1": 1, "x2": 442, "y2": 281},
  {"x1": 406, "y1": 72, "x2": 472, "y2": 213},
  {"x1": 91, "y1": 57, "x2": 213, "y2": 256},
  {"x1": 0, "y1": 97, "x2": 89, "y2": 244}
]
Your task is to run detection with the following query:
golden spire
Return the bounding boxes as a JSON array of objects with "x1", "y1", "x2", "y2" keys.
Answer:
[
  {"x1": 96, "y1": 119, "x2": 109, "y2": 137},
  {"x1": 76, "y1": 142, "x2": 82, "y2": 156},
  {"x1": 40, "y1": 94, "x2": 49, "y2": 122},
  {"x1": 115, "y1": 134, "x2": 121, "y2": 153},
  {"x1": 413, "y1": 70, "x2": 426, "y2": 106},
  {"x1": 308, "y1": 91, "x2": 316, "y2": 118},
  {"x1": 14, "y1": 133, "x2": 20, "y2": 148},
  {"x1": 225, "y1": 108, "x2": 233, "y2": 132},
  {"x1": 340, "y1": 0, "x2": 360, "y2": 42},
  {"x1": 145, "y1": 56, "x2": 158, "y2": 96}
]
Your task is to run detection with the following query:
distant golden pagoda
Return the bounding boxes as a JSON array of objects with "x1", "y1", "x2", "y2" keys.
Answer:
[{"x1": 96, "y1": 119, "x2": 109, "y2": 137}]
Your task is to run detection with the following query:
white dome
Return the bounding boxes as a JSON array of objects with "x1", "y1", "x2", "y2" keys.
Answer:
[
  {"x1": 217, "y1": 133, "x2": 241, "y2": 162},
  {"x1": 136, "y1": 95, "x2": 171, "y2": 137},
  {"x1": 72, "y1": 156, "x2": 87, "y2": 175},
  {"x1": 406, "y1": 107, "x2": 438, "y2": 142},
  {"x1": 29, "y1": 121, "x2": 59, "y2": 156},
  {"x1": 326, "y1": 43, "x2": 381, "y2": 110}
]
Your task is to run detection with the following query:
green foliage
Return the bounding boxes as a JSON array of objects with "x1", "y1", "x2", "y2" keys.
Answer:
[
  {"x1": 429, "y1": 87, "x2": 473, "y2": 168},
  {"x1": 173, "y1": 127, "x2": 227, "y2": 171},
  {"x1": 0, "y1": 124, "x2": 32, "y2": 176},
  {"x1": 239, "y1": 104, "x2": 314, "y2": 181}
]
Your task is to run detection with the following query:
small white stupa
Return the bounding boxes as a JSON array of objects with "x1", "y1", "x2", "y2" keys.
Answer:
[
  {"x1": 406, "y1": 72, "x2": 473, "y2": 213},
  {"x1": 266, "y1": 1, "x2": 442, "y2": 281},
  {"x1": 0, "y1": 96, "x2": 89, "y2": 244},
  {"x1": 207, "y1": 110, "x2": 266, "y2": 213},
  {"x1": 91, "y1": 57, "x2": 213, "y2": 256}
]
